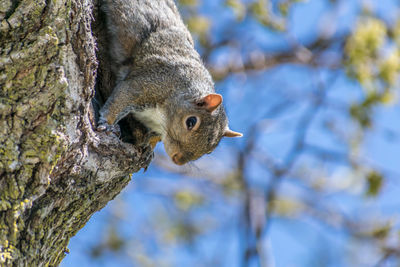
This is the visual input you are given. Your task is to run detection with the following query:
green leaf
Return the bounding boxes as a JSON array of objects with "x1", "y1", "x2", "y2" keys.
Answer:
[
  {"x1": 174, "y1": 190, "x2": 204, "y2": 211},
  {"x1": 178, "y1": 0, "x2": 198, "y2": 6},
  {"x1": 187, "y1": 16, "x2": 210, "y2": 36},
  {"x1": 225, "y1": 0, "x2": 246, "y2": 20},
  {"x1": 370, "y1": 223, "x2": 390, "y2": 240},
  {"x1": 365, "y1": 170, "x2": 383, "y2": 197},
  {"x1": 379, "y1": 49, "x2": 400, "y2": 85}
]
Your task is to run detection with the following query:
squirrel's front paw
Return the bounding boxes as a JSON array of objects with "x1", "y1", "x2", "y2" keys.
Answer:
[
  {"x1": 143, "y1": 131, "x2": 161, "y2": 148},
  {"x1": 97, "y1": 123, "x2": 108, "y2": 132},
  {"x1": 97, "y1": 122, "x2": 121, "y2": 136}
]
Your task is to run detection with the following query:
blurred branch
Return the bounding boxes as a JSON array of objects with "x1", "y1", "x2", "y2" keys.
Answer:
[
  {"x1": 375, "y1": 247, "x2": 400, "y2": 267},
  {"x1": 304, "y1": 144, "x2": 349, "y2": 163},
  {"x1": 239, "y1": 71, "x2": 339, "y2": 267},
  {"x1": 204, "y1": 36, "x2": 346, "y2": 81},
  {"x1": 264, "y1": 70, "x2": 329, "y2": 213}
]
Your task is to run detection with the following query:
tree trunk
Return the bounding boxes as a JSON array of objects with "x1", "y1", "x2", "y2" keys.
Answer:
[{"x1": 0, "y1": 0, "x2": 152, "y2": 265}]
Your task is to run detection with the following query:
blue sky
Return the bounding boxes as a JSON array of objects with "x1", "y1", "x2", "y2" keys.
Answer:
[{"x1": 62, "y1": 0, "x2": 400, "y2": 266}]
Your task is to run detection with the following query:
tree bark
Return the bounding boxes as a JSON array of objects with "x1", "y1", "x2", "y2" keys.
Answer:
[{"x1": 0, "y1": 0, "x2": 152, "y2": 265}]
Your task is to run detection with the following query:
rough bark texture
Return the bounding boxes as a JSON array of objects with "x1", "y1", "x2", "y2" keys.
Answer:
[{"x1": 0, "y1": 0, "x2": 153, "y2": 265}]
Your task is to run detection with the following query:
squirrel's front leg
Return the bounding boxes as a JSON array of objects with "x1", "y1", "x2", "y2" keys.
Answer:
[{"x1": 98, "y1": 79, "x2": 140, "y2": 131}]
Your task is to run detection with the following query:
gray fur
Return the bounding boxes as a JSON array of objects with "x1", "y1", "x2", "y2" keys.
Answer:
[{"x1": 99, "y1": 0, "x2": 237, "y2": 165}]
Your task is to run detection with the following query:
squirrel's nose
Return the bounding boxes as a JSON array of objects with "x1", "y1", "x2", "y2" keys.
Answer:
[{"x1": 172, "y1": 153, "x2": 185, "y2": 165}]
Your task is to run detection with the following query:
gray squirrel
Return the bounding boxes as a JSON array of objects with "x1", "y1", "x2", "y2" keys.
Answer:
[{"x1": 98, "y1": 0, "x2": 242, "y2": 165}]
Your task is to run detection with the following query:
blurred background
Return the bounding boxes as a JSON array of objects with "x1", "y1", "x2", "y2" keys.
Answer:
[{"x1": 62, "y1": 0, "x2": 400, "y2": 266}]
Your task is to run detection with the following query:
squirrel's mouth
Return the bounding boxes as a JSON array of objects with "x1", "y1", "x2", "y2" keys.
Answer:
[
  {"x1": 171, "y1": 153, "x2": 186, "y2": 165},
  {"x1": 170, "y1": 150, "x2": 197, "y2": 165}
]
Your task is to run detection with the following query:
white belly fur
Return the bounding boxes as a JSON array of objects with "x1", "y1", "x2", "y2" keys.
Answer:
[{"x1": 134, "y1": 107, "x2": 167, "y2": 137}]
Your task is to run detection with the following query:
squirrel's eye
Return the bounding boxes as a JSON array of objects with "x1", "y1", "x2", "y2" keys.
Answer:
[{"x1": 186, "y1": 116, "x2": 197, "y2": 130}]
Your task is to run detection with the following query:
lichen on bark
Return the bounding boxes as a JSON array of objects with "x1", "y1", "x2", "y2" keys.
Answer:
[{"x1": 0, "y1": 0, "x2": 153, "y2": 265}]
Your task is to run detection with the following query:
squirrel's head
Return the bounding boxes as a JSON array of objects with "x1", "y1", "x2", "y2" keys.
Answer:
[{"x1": 163, "y1": 93, "x2": 242, "y2": 165}]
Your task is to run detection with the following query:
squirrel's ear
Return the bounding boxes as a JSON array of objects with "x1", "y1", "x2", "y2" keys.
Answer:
[
  {"x1": 224, "y1": 128, "x2": 243, "y2": 138},
  {"x1": 201, "y1": 94, "x2": 223, "y2": 112}
]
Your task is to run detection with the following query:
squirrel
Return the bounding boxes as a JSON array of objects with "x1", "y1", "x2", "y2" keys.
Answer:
[{"x1": 98, "y1": 0, "x2": 242, "y2": 165}]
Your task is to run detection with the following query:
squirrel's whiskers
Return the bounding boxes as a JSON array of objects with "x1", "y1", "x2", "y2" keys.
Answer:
[{"x1": 99, "y1": 0, "x2": 242, "y2": 165}]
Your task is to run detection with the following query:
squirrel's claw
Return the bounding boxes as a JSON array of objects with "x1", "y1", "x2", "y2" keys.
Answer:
[
  {"x1": 97, "y1": 122, "x2": 121, "y2": 137},
  {"x1": 148, "y1": 135, "x2": 161, "y2": 149},
  {"x1": 97, "y1": 124, "x2": 108, "y2": 132},
  {"x1": 144, "y1": 131, "x2": 161, "y2": 148},
  {"x1": 140, "y1": 144, "x2": 154, "y2": 172}
]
